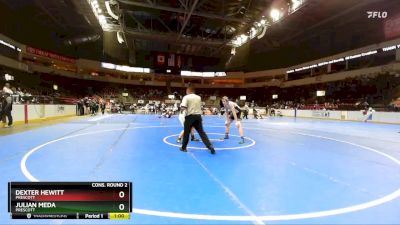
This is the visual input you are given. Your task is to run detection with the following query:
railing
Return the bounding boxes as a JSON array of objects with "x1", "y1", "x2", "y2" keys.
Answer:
[{"x1": 10, "y1": 95, "x2": 79, "y2": 105}]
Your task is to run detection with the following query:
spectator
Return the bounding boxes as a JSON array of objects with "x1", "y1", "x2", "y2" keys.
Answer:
[
  {"x1": 2, "y1": 83, "x2": 13, "y2": 95},
  {"x1": 243, "y1": 103, "x2": 249, "y2": 119},
  {"x1": 1, "y1": 83, "x2": 13, "y2": 128},
  {"x1": 0, "y1": 91, "x2": 3, "y2": 123},
  {"x1": 77, "y1": 99, "x2": 84, "y2": 116}
]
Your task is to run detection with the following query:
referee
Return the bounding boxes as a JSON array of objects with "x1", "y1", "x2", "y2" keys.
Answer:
[{"x1": 180, "y1": 87, "x2": 215, "y2": 154}]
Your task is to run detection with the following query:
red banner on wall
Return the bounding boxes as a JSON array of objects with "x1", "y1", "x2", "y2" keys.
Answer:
[
  {"x1": 26, "y1": 46, "x2": 76, "y2": 64},
  {"x1": 157, "y1": 54, "x2": 165, "y2": 66}
]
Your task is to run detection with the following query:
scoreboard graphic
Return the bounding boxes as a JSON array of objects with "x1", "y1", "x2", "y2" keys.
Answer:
[{"x1": 8, "y1": 182, "x2": 132, "y2": 220}]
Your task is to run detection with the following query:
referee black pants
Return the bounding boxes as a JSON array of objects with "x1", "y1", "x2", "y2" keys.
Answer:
[
  {"x1": 182, "y1": 114, "x2": 212, "y2": 150},
  {"x1": 2, "y1": 109, "x2": 12, "y2": 126},
  {"x1": 243, "y1": 110, "x2": 248, "y2": 119}
]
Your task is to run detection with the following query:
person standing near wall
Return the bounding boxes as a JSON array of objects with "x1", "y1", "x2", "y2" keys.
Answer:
[
  {"x1": 0, "y1": 90, "x2": 3, "y2": 124},
  {"x1": 243, "y1": 103, "x2": 249, "y2": 119},
  {"x1": 2, "y1": 83, "x2": 13, "y2": 128},
  {"x1": 101, "y1": 100, "x2": 106, "y2": 115}
]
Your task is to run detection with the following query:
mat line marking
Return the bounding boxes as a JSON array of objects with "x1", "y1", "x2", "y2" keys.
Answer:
[
  {"x1": 163, "y1": 133, "x2": 256, "y2": 150},
  {"x1": 17, "y1": 121, "x2": 101, "y2": 225},
  {"x1": 90, "y1": 123, "x2": 132, "y2": 177},
  {"x1": 189, "y1": 152, "x2": 266, "y2": 225},
  {"x1": 20, "y1": 125, "x2": 400, "y2": 221},
  {"x1": 87, "y1": 114, "x2": 114, "y2": 122},
  {"x1": 241, "y1": 125, "x2": 400, "y2": 167},
  {"x1": 1, "y1": 121, "x2": 97, "y2": 165},
  {"x1": 239, "y1": 126, "x2": 391, "y2": 195},
  {"x1": 21, "y1": 125, "x2": 177, "y2": 181}
]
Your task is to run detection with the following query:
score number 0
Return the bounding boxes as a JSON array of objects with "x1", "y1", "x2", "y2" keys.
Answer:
[{"x1": 119, "y1": 191, "x2": 125, "y2": 211}]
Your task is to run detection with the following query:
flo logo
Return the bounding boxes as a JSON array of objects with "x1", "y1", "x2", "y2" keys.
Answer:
[{"x1": 367, "y1": 11, "x2": 388, "y2": 18}]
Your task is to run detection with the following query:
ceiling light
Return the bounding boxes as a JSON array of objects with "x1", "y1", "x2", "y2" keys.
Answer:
[
  {"x1": 98, "y1": 15, "x2": 107, "y2": 24},
  {"x1": 270, "y1": 9, "x2": 281, "y2": 22},
  {"x1": 291, "y1": 0, "x2": 302, "y2": 11}
]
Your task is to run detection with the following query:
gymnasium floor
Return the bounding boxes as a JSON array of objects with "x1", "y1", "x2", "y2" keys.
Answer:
[{"x1": 1, "y1": 114, "x2": 400, "y2": 224}]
